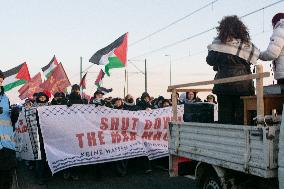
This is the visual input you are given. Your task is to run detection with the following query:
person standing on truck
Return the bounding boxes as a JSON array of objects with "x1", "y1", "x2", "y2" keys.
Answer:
[
  {"x1": 259, "y1": 13, "x2": 284, "y2": 84},
  {"x1": 206, "y1": 15, "x2": 260, "y2": 124}
]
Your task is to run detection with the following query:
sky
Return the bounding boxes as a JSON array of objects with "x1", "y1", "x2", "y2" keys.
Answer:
[{"x1": 0, "y1": 0, "x2": 283, "y2": 103}]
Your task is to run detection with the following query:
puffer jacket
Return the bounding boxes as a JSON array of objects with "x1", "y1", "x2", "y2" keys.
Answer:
[
  {"x1": 259, "y1": 19, "x2": 284, "y2": 80},
  {"x1": 206, "y1": 51, "x2": 255, "y2": 96},
  {"x1": 0, "y1": 92, "x2": 16, "y2": 170}
]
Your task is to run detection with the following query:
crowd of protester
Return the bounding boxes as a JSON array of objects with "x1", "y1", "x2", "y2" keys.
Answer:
[
  {"x1": 1, "y1": 12, "x2": 282, "y2": 189},
  {"x1": 23, "y1": 84, "x2": 217, "y2": 111},
  {"x1": 17, "y1": 83, "x2": 218, "y2": 185}
]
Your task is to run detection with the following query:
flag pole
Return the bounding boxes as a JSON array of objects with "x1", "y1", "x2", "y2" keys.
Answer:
[
  {"x1": 145, "y1": 59, "x2": 147, "y2": 92},
  {"x1": 126, "y1": 70, "x2": 128, "y2": 94},
  {"x1": 124, "y1": 68, "x2": 126, "y2": 98},
  {"x1": 80, "y1": 56, "x2": 83, "y2": 94}
]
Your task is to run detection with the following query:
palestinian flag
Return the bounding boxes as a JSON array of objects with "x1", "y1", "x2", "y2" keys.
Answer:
[
  {"x1": 42, "y1": 55, "x2": 59, "y2": 78},
  {"x1": 40, "y1": 63, "x2": 71, "y2": 94},
  {"x1": 3, "y1": 63, "x2": 31, "y2": 92},
  {"x1": 95, "y1": 69, "x2": 105, "y2": 87},
  {"x1": 97, "y1": 87, "x2": 113, "y2": 95},
  {"x1": 80, "y1": 72, "x2": 87, "y2": 89},
  {"x1": 89, "y1": 33, "x2": 128, "y2": 76}
]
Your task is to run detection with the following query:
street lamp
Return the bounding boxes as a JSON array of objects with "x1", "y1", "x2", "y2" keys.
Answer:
[{"x1": 165, "y1": 54, "x2": 172, "y2": 86}]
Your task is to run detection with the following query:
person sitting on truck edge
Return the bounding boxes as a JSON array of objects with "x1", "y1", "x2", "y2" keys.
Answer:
[
  {"x1": 206, "y1": 15, "x2": 260, "y2": 125},
  {"x1": 259, "y1": 13, "x2": 284, "y2": 85}
]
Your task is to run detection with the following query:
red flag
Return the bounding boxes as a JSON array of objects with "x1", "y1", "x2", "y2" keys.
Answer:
[
  {"x1": 18, "y1": 72, "x2": 42, "y2": 100},
  {"x1": 40, "y1": 63, "x2": 71, "y2": 94},
  {"x1": 80, "y1": 72, "x2": 87, "y2": 89}
]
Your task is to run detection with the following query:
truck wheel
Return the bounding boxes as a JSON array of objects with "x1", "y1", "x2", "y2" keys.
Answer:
[
  {"x1": 202, "y1": 176, "x2": 222, "y2": 189},
  {"x1": 197, "y1": 169, "x2": 222, "y2": 189}
]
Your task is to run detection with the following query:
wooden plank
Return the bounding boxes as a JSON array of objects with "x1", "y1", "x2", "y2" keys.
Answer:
[
  {"x1": 241, "y1": 94, "x2": 284, "y2": 99},
  {"x1": 256, "y1": 65, "x2": 264, "y2": 124},
  {"x1": 172, "y1": 89, "x2": 178, "y2": 121},
  {"x1": 167, "y1": 88, "x2": 212, "y2": 93},
  {"x1": 168, "y1": 72, "x2": 270, "y2": 91}
]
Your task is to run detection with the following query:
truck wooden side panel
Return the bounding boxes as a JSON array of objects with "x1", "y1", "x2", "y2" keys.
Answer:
[{"x1": 169, "y1": 122, "x2": 279, "y2": 178}]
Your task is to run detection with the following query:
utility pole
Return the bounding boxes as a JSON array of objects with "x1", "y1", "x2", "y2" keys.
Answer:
[
  {"x1": 170, "y1": 56, "x2": 172, "y2": 86},
  {"x1": 124, "y1": 69, "x2": 126, "y2": 98},
  {"x1": 126, "y1": 69, "x2": 129, "y2": 94},
  {"x1": 80, "y1": 56, "x2": 83, "y2": 94},
  {"x1": 165, "y1": 54, "x2": 172, "y2": 86},
  {"x1": 145, "y1": 59, "x2": 147, "y2": 92}
]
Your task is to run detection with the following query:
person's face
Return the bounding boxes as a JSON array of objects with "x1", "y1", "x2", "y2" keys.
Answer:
[
  {"x1": 95, "y1": 93, "x2": 103, "y2": 99},
  {"x1": 207, "y1": 97, "x2": 214, "y2": 103},
  {"x1": 144, "y1": 96, "x2": 150, "y2": 102},
  {"x1": 24, "y1": 102, "x2": 32, "y2": 109},
  {"x1": 115, "y1": 100, "x2": 122, "y2": 107},
  {"x1": 74, "y1": 89, "x2": 80, "y2": 95},
  {"x1": 126, "y1": 96, "x2": 134, "y2": 103},
  {"x1": 0, "y1": 78, "x2": 3, "y2": 87},
  {"x1": 163, "y1": 102, "x2": 170, "y2": 107},
  {"x1": 188, "y1": 92, "x2": 195, "y2": 100},
  {"x1": 39, "y1": 96, "x2": 47, "y2": 102}
]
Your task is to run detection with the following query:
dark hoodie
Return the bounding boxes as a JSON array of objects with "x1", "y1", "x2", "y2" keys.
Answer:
[
  {"x1": 51, "y1": 92, "x2": 67, "y2": 105},
  {"x1": 68, "y1": 92, "x2": 83, "y2": 105},
  {"x1": 137, "y1": 92, "x2": 152, "y2": 110},
  {"x1": 34, "y1": 92, "x2": 49, "y2": 106}
]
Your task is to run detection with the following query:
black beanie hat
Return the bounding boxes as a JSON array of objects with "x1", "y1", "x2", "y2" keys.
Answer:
[
  {"x1": 272, "y1": 13, "x2": 284, "y2": 27},
  {"x1": 0, "y1": 70, "x2": 5, "y2": 79}
]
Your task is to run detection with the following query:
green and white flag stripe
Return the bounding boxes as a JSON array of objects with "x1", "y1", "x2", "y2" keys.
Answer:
[
  {"x1": 42, "y1": 55, "x2": 58, "y2": 78},
  {"x1": 3, "y1": 63, "x2": 30, "y2": 92},
  {"x1": 89, "y1": 33, "x2": 128, "y2": 76}
]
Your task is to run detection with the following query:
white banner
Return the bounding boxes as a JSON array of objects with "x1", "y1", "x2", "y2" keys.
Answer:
[
  {"x1": 37, "y1": 105, "x2": 183, "y2": 174},
  {"x1": 15, "y1": 108, "x2": 41, "y2": 160}
]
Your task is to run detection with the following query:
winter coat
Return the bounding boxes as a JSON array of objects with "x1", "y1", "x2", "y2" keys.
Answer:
[
  {"x1": 50, "y1": 98, "x2": 68, "y2": 105},
  {"x1": 137, "y1": 100, "x2": 151, "y2": 110},
  {"x1": 206, "y1": 38, "x2": 257, "y2": 96},
  {"x1": 259, "y1": 19, "x2": 284, "y2": 80},
  {"x1": 123, "y1": 102, "x2": 140, "y2": 111},
  {"x1": 0, "y1": 92, "x2": 16, "y2": 170},
  {"x1": 68, "y1": 92, "x2": 83, "y2": 104},
  {"x1": 184, "y1": 98, "x2": 202, "y2": 104},
  {"x1": 90, "y1": 99, "x2": 105, "y2": 107},
  {"x1": 0, "y1": 94, "x2": 15, "y2": 151}
]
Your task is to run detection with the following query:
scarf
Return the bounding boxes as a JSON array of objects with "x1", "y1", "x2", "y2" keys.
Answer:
[{"x1": 207, "y1": 38, "x2": 260, "y2": 65}]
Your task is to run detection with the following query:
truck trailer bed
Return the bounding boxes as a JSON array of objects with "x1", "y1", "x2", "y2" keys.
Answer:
[{"x1": 169, "y1": 122, "x2": 279, "y2": 178}]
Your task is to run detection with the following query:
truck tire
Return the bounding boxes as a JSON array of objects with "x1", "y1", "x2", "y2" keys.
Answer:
[{"x1": 197, "y1": 169, "x2": 222, "y2": 189}]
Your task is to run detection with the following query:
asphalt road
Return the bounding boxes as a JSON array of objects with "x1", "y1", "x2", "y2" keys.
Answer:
[{"x1": 15, "y1": 160, "x2": 197, "y2": 189}]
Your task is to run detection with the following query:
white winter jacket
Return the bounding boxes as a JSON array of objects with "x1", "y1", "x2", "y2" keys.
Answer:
[{"x1": 259, "y1": 19, "x2": 284, "y2": 80}]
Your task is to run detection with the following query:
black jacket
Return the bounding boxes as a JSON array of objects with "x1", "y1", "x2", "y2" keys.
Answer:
[
  {"x1": 206, "y1": 51, "x2": 255, "y2": 96},
  {"x1": 123, "y1": 103, "x2": 140, "y2": 111},
  {"x1": 137, "y1": 100, "x2": 151, "y2": 110},
  {"x1": 90, "y1": 99, "x2": 105, "y2": 107},
  {"x1": 51, "y1": 98, "x2": 68, "y2": 105},
  {"x1": 68, "y1": 93, "x2": 83, "y2": 104}
]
